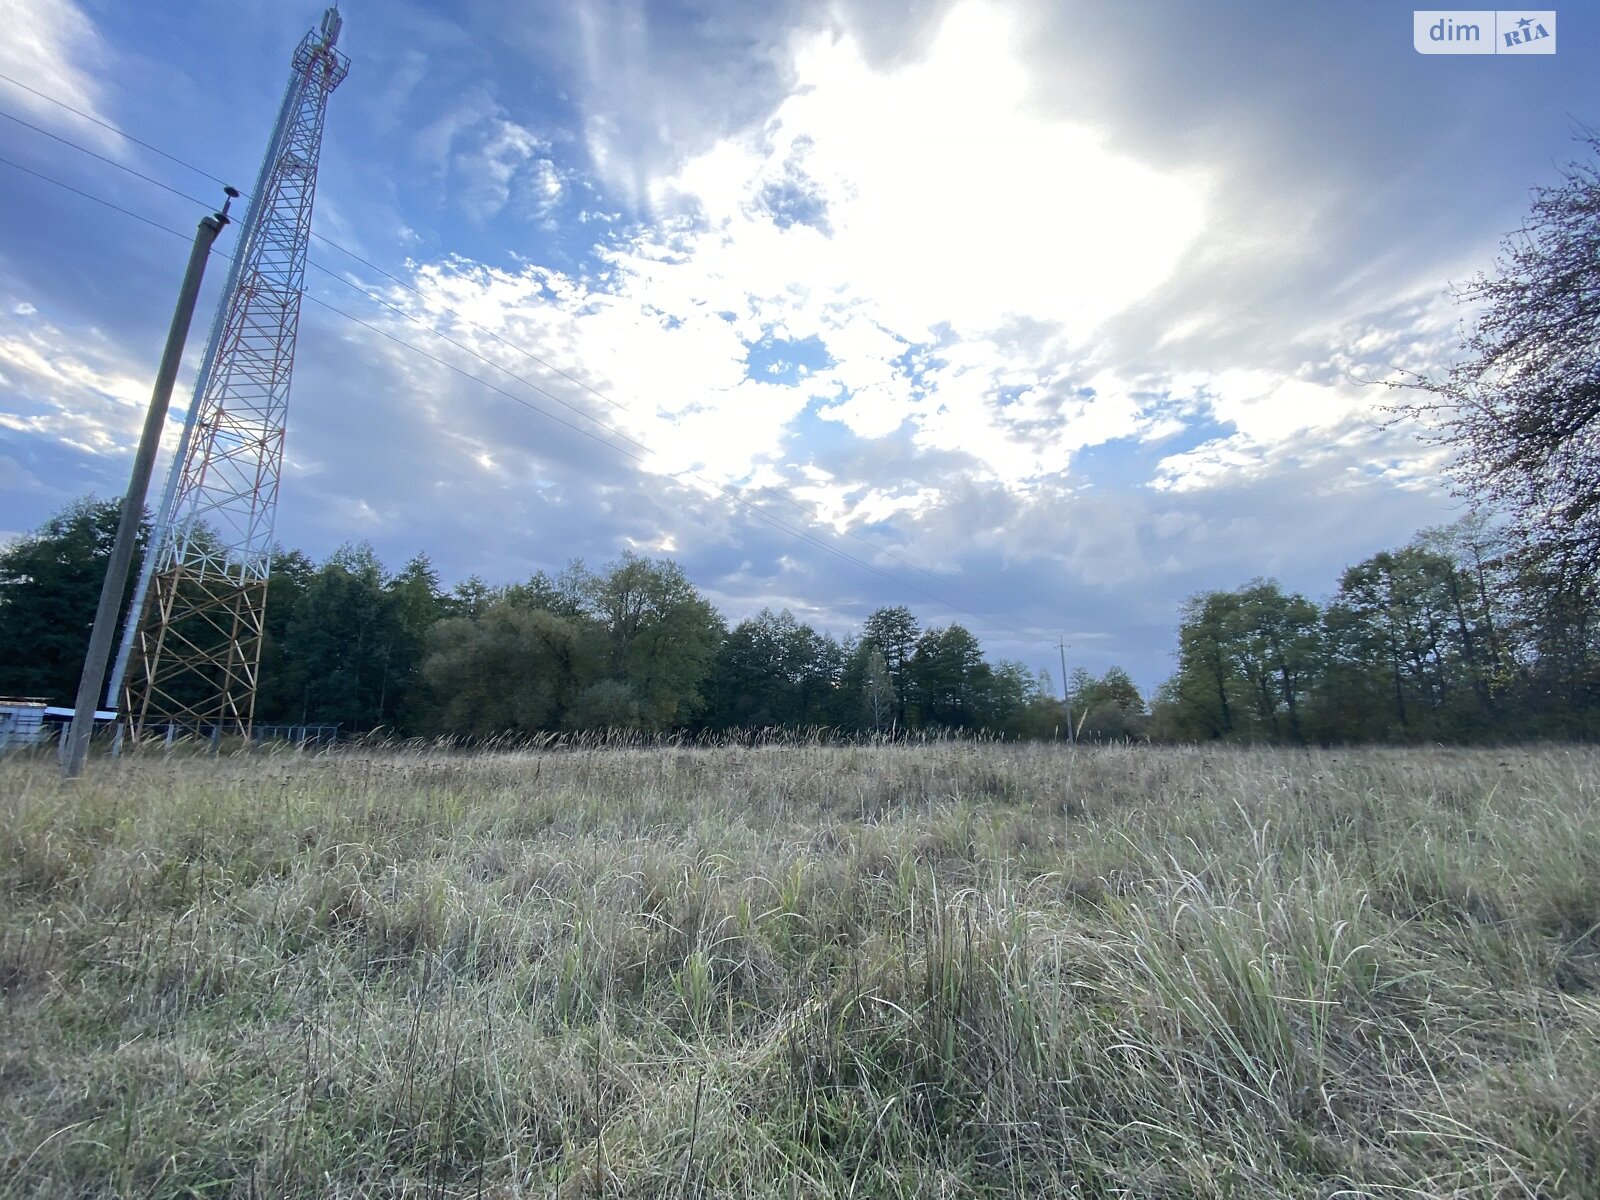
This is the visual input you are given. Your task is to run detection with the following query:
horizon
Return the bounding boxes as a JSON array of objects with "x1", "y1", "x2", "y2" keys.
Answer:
[{"x1": 1, "y1": 0, "x2": 1596, "y2": 696}]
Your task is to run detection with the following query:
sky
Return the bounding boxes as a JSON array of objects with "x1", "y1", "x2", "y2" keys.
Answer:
[{"x1": 0, "y1": 0, "x2": 1596, "y2": 698}]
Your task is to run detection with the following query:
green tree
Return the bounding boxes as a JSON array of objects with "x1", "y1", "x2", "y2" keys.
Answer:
[
  {"x1": 576, "y1": 552, "x2": 724, "y2": 730},
  {"x1": 1328, "y1": 549, "x2": 1460, "y2": 738},
  {"x1": 1225, "y1": 581, "x2": 1321, "y2": 743},
  {"x1": 1156, "y1": 524, "x2": 1600, "y2": 744},
  {"x1": 862, "y1": 605, "x2": 920, "y2": 728},
  {"x1": 860, "y1": 646, "x2": 897, "y2": 733},
  {"x1": 707, "y1": 608, "x2": 840, "y2": 729},
  {"x1": 423, "y1": 603, "x2": 590, "y2": 736},
  {"x1": 1502, "y1": 551, "x2": 1600, "y2": 730},
  {"x1": 1314, "y1": 599, "x2": 1396, "y2": 742},
  {"x1": 564, "y1": 678, "x2": 641, "y2": 731},
  {"x1": 1069, "y1": 666, "x2": 1148, "y2": 740},
  {"x1": 1161, "y1": 583, "x2": 1319, "y2": 742},
  {"x1": 274, "y1": 543, "x2": 403, "y2": 729},
  {"x1": 383, "y1": 552, "x2": 450, "y2": 732},
  {"x1": 906, "y1": 623, "x2": 991, "y2": 729},
  {"x1": 710, "y1": 609, "x2": 792, "y2": 728},
  {"x1": 986, "y1": 659, "x2": 1053, "y2": 738},
  {"x1": 0, "y1": 497, "x2": 148, "y2": 704},
  {"x1": 1415, "y1": 515, "x2": 1517, "y2": 716},
  {"x1": 254, "y1": 546, "x2": 318, "y2": 723},
  {"x1": 450, "y1": 574, "x2": 497, "y2": 619},
  {"x1": 792, "y1": 623, "x2": 846, "y2": 727},
  {"x1": 1163, "y1": 591, "x2": 1245, "y2": 740},
  {"x1": 503, "y1": 562, "x2": 587, "y2": 619}
]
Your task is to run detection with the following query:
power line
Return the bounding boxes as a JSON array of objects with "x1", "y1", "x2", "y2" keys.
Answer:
[
  {"x1": 0, "y1": 82, "x2": 1000, "y2": 617},
  {"x1": 0, "y1": 96, "x2": 649, "y2": 453},
  {"x1": 0, "y1": 74, "x2": 613, "y2": 407},
  {"x1": 0, "y1": 153, "x2": 193, "y2": 239},
  {"x1": 0, "y1": 107, "x2": 217, "y2": 210},
  {"x1": 0, "y1": 156, "x2": 1012, "y2": 628},
  {"x1": 0, "y1": 70, "x2": 235, "y2": 192}
]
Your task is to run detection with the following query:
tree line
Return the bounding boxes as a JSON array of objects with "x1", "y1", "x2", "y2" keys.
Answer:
[
  {"x1": 1152, "y1": 515, "x2": 1598, "y2": 743},
  {"x1": 3, "y1": 498, "x2": 1596, "y2": 744},
  {"x1": 0, "y1": 497, "x2": 1128, "y2": 740}
]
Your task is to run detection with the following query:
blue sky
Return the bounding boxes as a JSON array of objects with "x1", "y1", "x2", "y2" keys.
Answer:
[{"x1": 1, "y1": 0, "x2": 1596, "y2": 697}]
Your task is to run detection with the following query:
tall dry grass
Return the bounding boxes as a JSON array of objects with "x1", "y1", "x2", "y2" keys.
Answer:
[{"x1": 1, "y1": 741, "x2": 1597, "y2": 1197}]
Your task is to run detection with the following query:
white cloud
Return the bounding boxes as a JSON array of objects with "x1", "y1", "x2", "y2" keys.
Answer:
[
  {"x1": 356, "y1": 0, "x2": 1468, "y2": 551},
  {"x1": 0, "y1": 0, "x2": 119, "y2": 153},
  {"x1": 467, "y1": 117, "x2": 559, "y2": 221},
  {"x1": 640, "y1": 2, "x2": 1207, "y2": 340},
  {"x1": 7, "y1": 0, "x2": 1452, "y2": 563},
  {"x1": 380, "y1": 1, "x2": 1210, "y2": 507},
  {"x1": 0, "y1": 318, "x2": 155, "y2": 456},
  {"x1": 412, "y1": 89, "x2": 562, "y2": 221}
]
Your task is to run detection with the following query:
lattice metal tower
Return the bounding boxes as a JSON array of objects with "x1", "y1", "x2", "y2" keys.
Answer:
[{"x1": 111, "y1": 8, "x2": 348, "y2": 738}]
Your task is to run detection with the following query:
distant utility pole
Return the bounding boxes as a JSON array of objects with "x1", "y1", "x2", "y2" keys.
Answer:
[
  {"x1": 61, "y1": 189, "x2": 236, "y2": 780},
  {"x1": 1057, "y1": 637, "x2": 1075, "y2": 745}
]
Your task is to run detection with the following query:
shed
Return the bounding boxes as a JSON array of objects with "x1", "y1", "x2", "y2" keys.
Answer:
[{"x1": 0, "y1": 698, "x2": 52, "y2": 753}]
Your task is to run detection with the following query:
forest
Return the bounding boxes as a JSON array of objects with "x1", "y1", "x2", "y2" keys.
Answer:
[{"x1": 2, "y1": 498, "x2": 1595, "y2": 743}]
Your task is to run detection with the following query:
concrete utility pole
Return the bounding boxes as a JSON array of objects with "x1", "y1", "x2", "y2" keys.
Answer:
[
  {"x1": 61, "y1": 190, "x2": 236, "y2": 779},
  {"x1": 1057, "y1": 637, "x2": 1075, "y2": 745}
]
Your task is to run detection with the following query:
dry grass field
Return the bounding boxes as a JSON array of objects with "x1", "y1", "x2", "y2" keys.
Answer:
[{"x1": 2, "y1": 741, "x2": 1598, "y2": 1197}]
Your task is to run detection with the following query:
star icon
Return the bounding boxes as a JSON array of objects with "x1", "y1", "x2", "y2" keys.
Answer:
[{"x1": 1517, "y1": 16, "x2": 1533, "y2": 29}]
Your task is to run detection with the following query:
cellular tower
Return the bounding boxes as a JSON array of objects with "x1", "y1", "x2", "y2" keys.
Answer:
[{"x1": 109, "y1": 8, "x2": 348, "y2": 739}]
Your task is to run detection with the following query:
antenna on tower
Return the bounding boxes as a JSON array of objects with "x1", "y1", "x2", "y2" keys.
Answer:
[{"x1": 108, "y1": 11, "x2": 349, "y2": 745}]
